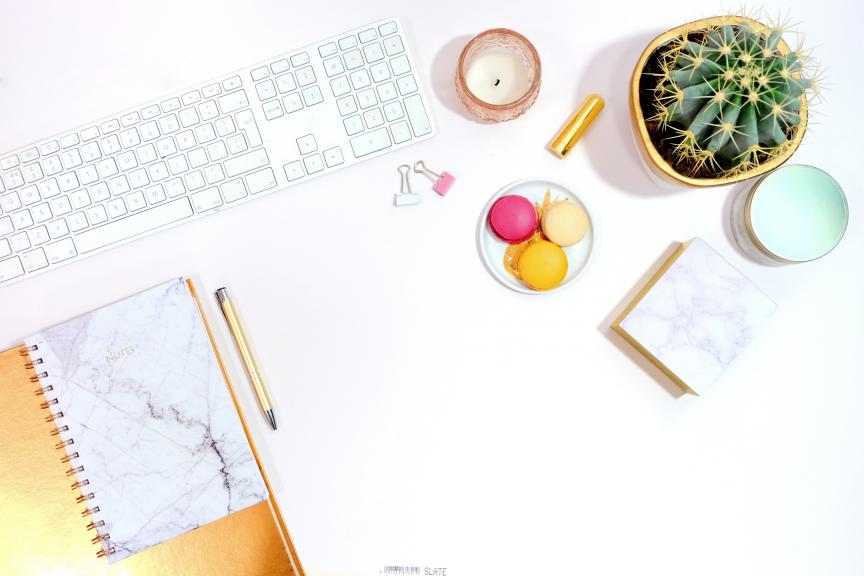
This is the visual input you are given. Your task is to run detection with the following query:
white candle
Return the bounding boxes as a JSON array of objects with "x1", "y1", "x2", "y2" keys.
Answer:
[{"x1": 465, "y1": 48, "x2": 531, "y2": 105}]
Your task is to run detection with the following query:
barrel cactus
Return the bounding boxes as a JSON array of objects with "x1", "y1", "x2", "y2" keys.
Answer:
[{"x1": 646, "y1": 17, "x2": 816, "y2": 179}]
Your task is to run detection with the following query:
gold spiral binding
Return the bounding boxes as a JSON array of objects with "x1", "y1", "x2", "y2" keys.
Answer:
[{"x1": 25, "y1": 347, "x2": 114, "y2": 559}]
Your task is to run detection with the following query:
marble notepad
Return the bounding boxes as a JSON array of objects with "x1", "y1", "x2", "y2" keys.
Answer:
[
  {"x1": 25, "y1": 278, "x2": 268, "y2": 562},
  {"x1": 612, "y1": 238, "x2": 777, "y2": 395}
]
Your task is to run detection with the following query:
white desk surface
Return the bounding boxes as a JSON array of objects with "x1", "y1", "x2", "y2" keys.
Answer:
[{"x1": 2, "y1": 1, "x2": 862, "y2": 575}]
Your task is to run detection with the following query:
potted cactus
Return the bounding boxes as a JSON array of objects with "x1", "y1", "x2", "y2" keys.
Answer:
[{"x1": 630, "y1": 15, "x2": 816, "y2": 187}]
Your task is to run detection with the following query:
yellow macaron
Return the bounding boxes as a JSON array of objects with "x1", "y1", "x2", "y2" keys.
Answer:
[
  {"x1": 541, "y1": 201, "x2": 589, "y2": 247},
  {"x1": 518, "y1": 240, "x2": 568, "y2": 290}
]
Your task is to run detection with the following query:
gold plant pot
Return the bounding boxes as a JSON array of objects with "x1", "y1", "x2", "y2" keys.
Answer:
[{"x1": 629, "y1": 16, "x2": 808, "y2": 187}]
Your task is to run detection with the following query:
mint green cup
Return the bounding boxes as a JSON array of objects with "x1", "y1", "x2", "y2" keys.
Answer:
[{"x1": 732, "y1": 165, "x2": 849, "y2": 264}]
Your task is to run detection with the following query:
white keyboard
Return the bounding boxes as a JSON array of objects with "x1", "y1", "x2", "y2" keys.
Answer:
[{"x1": 0, "y1": 18, "x2": 434, "y2": 286}]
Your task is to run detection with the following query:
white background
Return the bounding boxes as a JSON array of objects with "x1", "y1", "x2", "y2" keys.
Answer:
[{"x1": 1, "y1": 1, "x2": 862, "y2": 575}]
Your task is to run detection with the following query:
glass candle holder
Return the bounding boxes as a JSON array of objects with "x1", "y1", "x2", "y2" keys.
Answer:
[
  {"x1": 455, "y1": 29, "x2": 541, "y2": 122},
  {"x1": 731, "y1": 165, "x2": 849, "y2": 264}
]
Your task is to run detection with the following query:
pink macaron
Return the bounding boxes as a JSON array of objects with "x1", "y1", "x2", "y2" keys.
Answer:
[{"x1": 489, "y1": 195, "x2": 538, "y2": 244}]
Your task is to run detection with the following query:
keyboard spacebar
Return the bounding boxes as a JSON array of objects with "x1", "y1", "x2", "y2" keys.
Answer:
[{"x1": 76, "y1": 198, "x2": 193, "y2": 253}]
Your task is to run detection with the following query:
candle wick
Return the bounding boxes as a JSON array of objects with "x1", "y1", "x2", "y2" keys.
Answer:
[{"x1": 494, "y1": 79, "x2": 501, "y2": 86}]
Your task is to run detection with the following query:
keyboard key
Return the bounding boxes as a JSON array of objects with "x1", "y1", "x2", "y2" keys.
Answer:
[
  {"x1": 148, "y1": 162, "x2": 169, "y2": 182},
  {"x1": 290, "y1": 52, "x2": 310, "y2": 67},
  {"x1": 20, "y1": 186, "x2": 39, "y2": 205},
  {"x1": 330, "y1": 76, "x2": 350, "y2": 97},
  {"x1": 390, "y1": 120, "x2": 412, "y2": 144},
  {"x1": 383, "y1": 101, "x2": 404, "y2": 121},
  {"x1": 0, "y1": 256, "x2": 24, "y2": 283},
  {"x1": 337, "y1": 95, "x2": 358, "y2": 116},
  {"x1": 0, "y1": 216, "x2": 12, "y2": 235},
  {"x1": 363, "y1": 42, "x2": 385, "y2": 63},
  {"x1": 76, "y1": 198, "x2": 193, "y2": 253},
  {"x1": 45, "y1": 238, "x2": 76, "y2": 263},
  {"x1": 218, "y1": 90, "x2": 249, "y2": 114},
  {"x1": 176, "y1": 130, "x2": 196, "y2": 151},
  {"x1": 161, "y1": 97, "x2": 181, "y2": 113},
  {"x1": 78, "y1": 164, "x2": 99, "y2": 185},
  {"x1": 207, "y1": 141, "x2": 228, "y2": 162},
  {"x1": 271, "y1": 59, "x2": 290, "y2": 74},
  {"x1": 383, "y1": 35, "x2": 404, "y2": 56},
  {"x1": 125, "y1": 190, "x2": 147, "y2": 211},
  {"x1": 188, "y1": 148, "x2": 208, "y2": 168},
  {"x1": 22, "y1": 248, "x2": 48, "y2": 272},
  {"x1": 51, "y1": 196, "x2": 72, "y2": 216},
  {"x1": 108, "y1": 175, "x2": 131, "y2": 196},
  {"x1": 350, "y1": 69, "x2": 371, "y2": 90},
  {"x1": 156, "y1": 137, "x2": 177, "y2": 158},
  {"x1": 195, "y1": 123, "x2": 217, "y2": 143},
  {"x1": 199, "y1": 100, "x2": 219, "y2": 121},
  {"x1": 144, "y1": 184, "x2": 167, "y2": 204},
  {"x1": 224, "y1": 149, "x2": 269, "y2": 177},
  {"x1": 61, "y1": 149, "x2": 83, "y2": 169},
  {"x1": 39, "y1": 141, "x2": 59, "y2": 155},
  {"x1": 106, "y1": 197, "x2": 127, "y2": 218},
  {"x1": 60, "y1": 133, "x2": 80, "y2": 148},
  {"x1": 0, "y1": 239, "x2": 9, "y2": 258},
  {"x1": 301, "y1": 86, "x2": 323, "y2": 106},
  {"x1": 58, "y1": 172, "x2": 80, "y2": 192},
  {"x1": 120, "y1": 112, "x2": 141, "y2": 126},
  {"x1": 343, "y1": 49, "x2": 364, "y2": 70},
  {"x1": 119, "y1": 127, "x2": 142, "y2": 148},
  {"x1": 222, "y1": 76, "x2": 243, "y2": 91},
  {"x1": 96, "y1": 157, "x2": 118, "y2": 179},
  {"x1": 81, "y1": 126, "x2": 101, "y2": 141},
  {"x1": 323, "y1": 56, "x2": 344, "y2": 77},
  {"x1": 256, "y1": 79, "x2": 277, "y2": 100},
  {"x1": 164, "y1": 178, "x2": 186, "y2": 198},
  {"x1": 141, "y1": 105, "x2": 161, "y2": 120},
  {"x1": 136, "y1": 144, "x2": 158, "y2": 164},
  {"x1": 128, "y1": 168, "x2": 149, "y2": 188},
  {"x1": 191, "y1": 187, "x2": 223, "y2": 212},
  {"x1": 85, "y1": 204, "x2": 108, "y2": 225},
  {"x1": 139, "y1": 121, "x2": 160, "y2": 142},
  {"x1": 1, "y1": 156, "x2": 19, "y2": 170},
  {"x1": 339, "y1": 35, "x2": 358, "y2": 50},
  {"x1": 204, "y1": 164, "x2": 225, "y2": 184},
  {"x1": 282, "y1": 93, "x2": 303, "y2": 114},
  {"x1": 245, "y1": 168, "x2": 277, "y2": 194},
  {"x1": 181, "y1": 90, "x2": 202, "y2": 105},
  {"x1": 296, "y1": 134, "x2": 317, "y2": 155},
  {"x1": 70, "y1": 189, "x2": 91, "y2": 209},
  {"x1": 47, "y1": 218, "x2": 69, "y2": 238},
  {"x1": 276, "y1": 73, "x2": 297, "y2": 94},
  {"x1": 378, "y1": 21, "x2": 398, "y2": 36},
  {"x1": 2, "y1": 170, "x2": 24, "y2": 189},
  {"x1": 9, "y1": 231, "x2": 29, "y2": 251},
  {"x1": 117, "y1": 150, "x2": 138, "y2": 171},
  {"x1": 350, "y1": 127, "x2": 391, "y2": 158},
  {"x1": 1, "y1": 192, "x2": 22, "y2": 212},
  {"x1": 319, "y1": 42, "x2": 338, "y2": 58},
  {"x1": 343, "y1": 115, "x2": 364, "y2": 136},
  {"x1": 226, "y1": 133, "x2": 248, "y2": 155},
  {"x1": 89, "y1": 182, "x2": 110, "y2": 202},
  {"x1": 42, "y1": 156, "x2": 63, "y2": 176},
  {"x1": 295, "y1": 66, "x2": 316, "y2": 87},
  {"x1": 369, "y1": 62, "x2": 391, "y2": 83},
  {"x1": 28, "y1": 225, "x2": 49, "y2": 245},
  {"x1": 404, "y1": 94, "x2": 432, "y2": 136},
  {"x1": 179, "y1": 107, "x2": 200, "y2": 128},
  {"x1": 158, "y1": 114, "x2": 180, "y2": 134},
  {"x1": 22, "y1": 163, "x2": 44, "y2": 183},
  {"x1": 358, "y1": 28, "x2": 377, "y2": 43},
  {"x1": 357, "y1": 89, "x2": 377, "y2": 109},
  {"x1": 323, "y1": 146, "x2": 344, "y2": 167},
  {"x1": 100, "y1": 119, "x2": 120, "y2": 134},
  {"x1": 202, "y1": 83, "x2": 222, "y2": 98},
  {"x1": 283, "y1": 161, "x2": 304, "y2": 181},
  {"x1": 263, "y1": 100, "x2": 284, "y2": 120},
  {"x1": 303, "y1": 154, "x2": 324, "y2": 174},
  {"x1": 68, "y1": 212, "x2": 88, "y2": 232},
  {"x1": 32, "y1": 202, "x2": 52, "y2": 223},
  {"x1": 397, "y1": 74, "x2": 418, "y2": 95},
  {"x1": 221, "y1": 178, "x2": 248, "y2": 202},
  {"x1": 363, "y1": 107, "x2": 384, "y2": 129},
  {"x1": 390, "y1": 54, "x2": 411, "y2": 76},
  {"x1": 214, "y1": 117, "x2": 236, "y2": 137}
]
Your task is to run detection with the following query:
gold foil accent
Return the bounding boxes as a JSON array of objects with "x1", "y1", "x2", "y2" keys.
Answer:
[{"x1": 549, "y1": 94, "x2": 604, "y2": 158}]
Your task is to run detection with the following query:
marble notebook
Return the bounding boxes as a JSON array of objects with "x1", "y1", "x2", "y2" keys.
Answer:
[
  {"x1": 25, "y1": 278, "x2": 269, "y2": 563},
  {"x1": 612, "y1": 238, "x2": 778, "y2": 395}
]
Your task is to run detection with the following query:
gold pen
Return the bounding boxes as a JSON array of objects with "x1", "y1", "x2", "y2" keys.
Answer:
[{"x1": 215, "y1": 287, "x2": 277, "y2": 430}]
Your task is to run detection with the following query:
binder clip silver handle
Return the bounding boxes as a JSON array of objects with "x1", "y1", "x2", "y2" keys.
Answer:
[{"x1": 394, "y1": 164, "x2": 422, "y2": 207}]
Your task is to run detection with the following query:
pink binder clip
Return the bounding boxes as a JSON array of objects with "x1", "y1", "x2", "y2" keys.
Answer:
[{"x1": 414, "y1": 160, "x2": 455, "y2": 196}]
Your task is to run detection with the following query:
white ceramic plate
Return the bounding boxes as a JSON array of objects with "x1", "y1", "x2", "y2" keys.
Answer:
[{"x1": 478, "y1": 178, "x2": 595, "y2": 295}]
